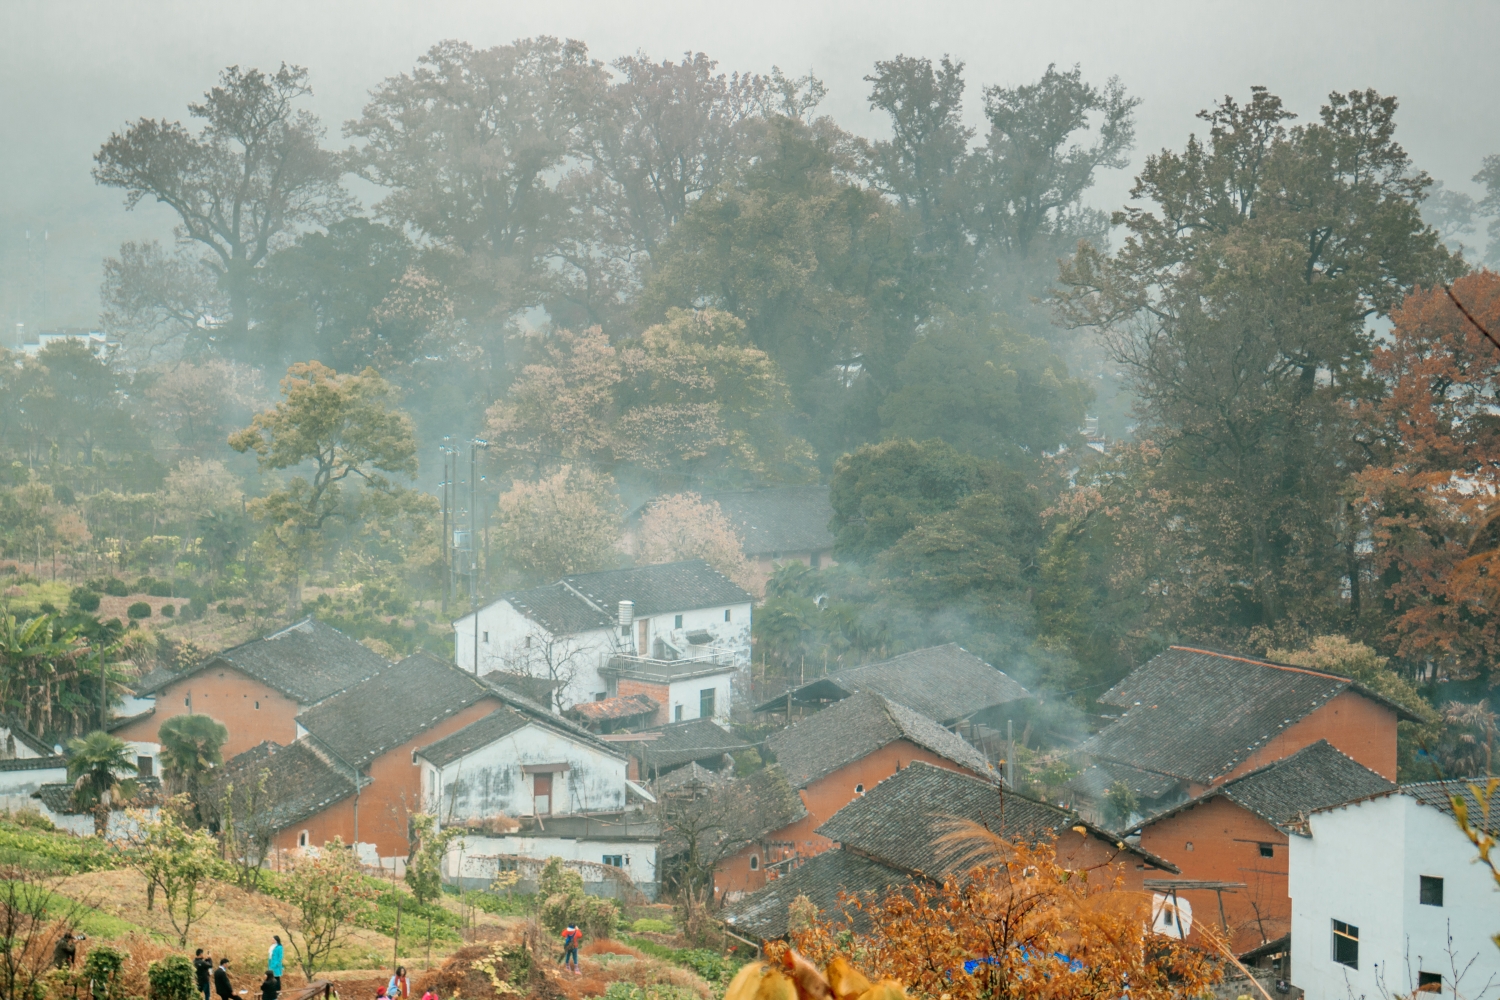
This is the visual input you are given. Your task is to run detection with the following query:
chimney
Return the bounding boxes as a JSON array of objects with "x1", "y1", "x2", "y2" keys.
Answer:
[{"x1": 618, "y1": 601, "x2": 635, "y2": 651}]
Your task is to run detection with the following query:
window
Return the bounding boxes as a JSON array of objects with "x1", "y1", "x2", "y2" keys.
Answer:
[
  {"x1": 524, "y1": 635, "x2": 531, "y2": 648},
  {"x1": 1418, "y1": 973, "x2": 1443, "y2": 993},
  {"x1": 1420, "y1": 875, "x2": 1444, "y2": 907},
  {"x1": 724, "y1": 609, "x2": 732, "y2": 622},
  {"x1": 1185, "y1": 842, "x2": 1194, "y2": 852},
  {"x1": 602, "y1": 855, "x2": 623, "y2": 868},
  {"x1": 811, "y1": 553, "x2": 821, "y2": 570},
  {"x1": 298, "y1": 831, "x2": 309, "y2": 848},
  {"x1": 700, "y1": 688, "x2": 716, "y2": 718},
  {"x1": 674, "y1": 704, "x2": 684, "y2": 722},
  {"x1": 136, "y1": 756, "x2": 154, "y2": 777},
  {"x1": 533, "y1": 772, "x2": 553, "y2": 815},
  {"x1": 254, "y1": 700, "x2": 260, "y2": 709},
  {"x1": 621, "y1": 626, "x2": 629, "y2": 637},
  {"x1": 595, "y1": 692, "x2": 606, "y2": 701},
  {"x1": 675, "y1": 614, "x2": 683, "y2": 629},
  {"x1": 1258, "y1": 843, "x2": 1274, "y2": 858},
  {"x1": 1332, "y1": 920, "x2": 1359, "y2": 969},
  {"x1": 749, "y1": 855, "x2": 759, "y2": 870},
  {"x1": 854, "y1": 783, "x2": 865, "y2": 795},
  {"x1": 483, "y1": 631, "x2": 489, "y2": 643}
]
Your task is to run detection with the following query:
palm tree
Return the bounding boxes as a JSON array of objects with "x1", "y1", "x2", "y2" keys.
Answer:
[
  {"x1": 66, "y1": 731, "x2": 138, "y2": 837},
  {"x1": 158, "y1": 714, "x2": 227, "y2": 826}
]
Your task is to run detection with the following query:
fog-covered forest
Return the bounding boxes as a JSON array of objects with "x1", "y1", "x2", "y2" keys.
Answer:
[{"x1": 0, "y1": 20, "x2": 1497, "y2": 786}]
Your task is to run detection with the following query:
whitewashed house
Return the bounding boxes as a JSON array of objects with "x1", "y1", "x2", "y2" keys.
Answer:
[
  {"x1": 416, "y1": 699, "x2": 663, "y2": 897},
  {"x1": 453, "y1": 560, "x2": 752, "y2": 713},
  {"x1": 0, "y1": 718, "x2": 66, "y2": 813},
  {"x1": 1289, "y1": 781, "x2": 1500, "y2": 1000}
]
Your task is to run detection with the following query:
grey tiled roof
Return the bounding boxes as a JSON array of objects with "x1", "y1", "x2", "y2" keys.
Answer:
[
  {"x1": 0, "y1": 717, "x2": 59, "y2": 757},
  {"x1": 483, "y1": 671, "x2": 561, "y2": 705},
  {"x1": 563, "y1": 560, "x2": 752, "y2": 617},
  {"x1": 754, "y1": 645, "x2": 1031, "y2": 722},
  {"x1": 0, "y1": 755, "x2": 66, "y2": 773},
  {"x1": 133, "y1": 618, "x2": 388, "y2": 704},
  {"x1": 1402, "y1": 779, "x2": 1500, "y2": 836},
  {"x1": 1131, "y1": 740, "x2": 1395, "y2": 834},
  {"x1": 1070, "y1": 759, "x2": 1186, "y2": 804},
  {"x1": 34, "y1": 776, "x2": 163, "y2": 814},
  {"x1": 767, "y1": 692, "x2": 993, "y2": 789},
  {"x1": 1085, "y1": 646, "x2": 1418, "y2": 785},
  {"x1": 415, "y1": 706, "x2": 538, "y2": 768},
  {"x1": 214, "y1": 741, "x2": 358, "y2": 832},
  {"x1": 628, "y1": 718, "x2": 752, "y2": 773},
  {"x1": 725, "y1": 764, "x2": 809, "y2": 846},
  {"x1": 721, "y1": 848, "x2": 909, "y2": 940},
  {"x1": 698, "y1": 486, "x2": 835, "y2": 556},
  {"x1": 816, "y1": 761, "x2": 1173, "y2": 876},
  {"x1": 488, "y1": 583, "x2": 615, "y2": 635},
  {"x1": 297, "y1": 652, "x2": 494, "y2": 769}
]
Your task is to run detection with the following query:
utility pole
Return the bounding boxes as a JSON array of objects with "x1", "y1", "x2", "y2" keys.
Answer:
[
  {"x1": 440, "y1": 438, "x2": 454, "y2": 614},
  {"x1": 469, "y1": 438, "x2": 489, "y2": 674}
]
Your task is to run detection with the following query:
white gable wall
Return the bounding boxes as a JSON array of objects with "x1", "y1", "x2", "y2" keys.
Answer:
[
  {"x1": 664, "y1": 673, "x2": 735, "y2": 724},
  {"x1": 454, "y1": 600, "x2": 618, "y2": 709},
  {"x1": 1290, "y1": 793, "x2": 1500, "y2": 999},
  {"x1": 423, "y1": 722, "x2": 627, "y2": 821}
]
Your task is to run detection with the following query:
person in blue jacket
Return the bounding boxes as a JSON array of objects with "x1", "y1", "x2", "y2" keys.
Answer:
[{"x1": 268, "y1": 936, "x2": 284, "y2": 979}]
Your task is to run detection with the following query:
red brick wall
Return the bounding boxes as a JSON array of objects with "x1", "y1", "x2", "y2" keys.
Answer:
[
  {"x1": 114, "y1": 667, "x2": 302, "y2": 759},
  {"x1": 1224, "y1": 689, "x2": 1398, "y2": 782},
  {"x1": 272, "y1": 697, "x2": 502, "y2": 859},
  {"x1": 1137, "y1": 795, "x2": 1289, "y2": 952},
  {"x1": 715, "y1": 739, "x2": 985, "y2": 898},
  {"x1": 617, "y1": 679, "x2": 670, "y2": 726}
]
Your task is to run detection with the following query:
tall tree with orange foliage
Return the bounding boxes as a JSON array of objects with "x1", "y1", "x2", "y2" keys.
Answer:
[
  {"x1": 1354, "y1": 271, "x2": 1500, "y2": 684},
  {"x1": 787, "y1": 835, "x2": 1220, "y2": 1000}
]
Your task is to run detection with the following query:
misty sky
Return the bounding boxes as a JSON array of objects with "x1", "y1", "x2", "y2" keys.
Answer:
[{"x1": 3, "y1": 0, "x2": 1497, "y2": 334}]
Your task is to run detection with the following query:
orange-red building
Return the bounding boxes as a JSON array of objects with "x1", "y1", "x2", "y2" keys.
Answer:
[
  {"x1": 1129, "y1": 740, "x2": 1394, "y2": 953},
  {"x1": 217, "y1": 652, "x2": 522, "y2": 866},
  {"x1": 721, "y1": 761, "x2": 1179, "y2": 940},
  {"x1": 116, "y1": 619, "x2": 387, "y2": 759},
  {"x1": 714, "y1": 691, "x2": 995, "y2": 900},
  {"x1": 1074, "y1": 646, "x2": 1418, "y2": 956}
]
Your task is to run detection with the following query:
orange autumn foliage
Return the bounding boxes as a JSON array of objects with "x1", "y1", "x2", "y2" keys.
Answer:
[
  {"x1": 1354, "y1": 272, "x2": 1500, "y2": 679},
  {"x1": 783, "y1": 836, "x2": 1220, "y2": 1000}
]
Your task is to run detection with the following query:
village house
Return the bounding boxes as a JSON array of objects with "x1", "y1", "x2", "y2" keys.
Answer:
[
  {"x1": 1073, "y1": 646, "x2": 1417, "y2": 820},
  {"x1": 452, "y1": 560, "x2": 752, "y2": 713},
  {"x1": 31, "y1": 777, "x2": 163, "y2": 839},
  {"x1": 722, "y1": 761, "x2": 1179, "y2": 940},
  {"x1": 714, "y1": 691, "x2": 994, "y2": 900},
  {"x1": 753, "y1": 643, "x2": 1032, "y2": 728},
  {"x1": 0, "y1": 716, "x2": 67, "y2": 813},
  {"x1": 248, "y1": 651, "x2": 505, "y2": 867},
  {"x1": 1289, "y1": 781, "x2": 1500, "y2": 1000},
  {"x1": 414, "y1": 698, "x2": 664, "y2": 896},
  {"x1": 1127, "y1": 739, "x2": 1395, "y2": 953},
  {"x1": 115, "y1": 618, "x2": 388, "y2": 759}
]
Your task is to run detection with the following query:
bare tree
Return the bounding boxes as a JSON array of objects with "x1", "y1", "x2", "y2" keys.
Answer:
[
  {"x1": 0, "y1": 867, "x2": 93, "y2": 1000},
  {"x1": 504, "y1": 630, "x2": 596, "y2": 711}
]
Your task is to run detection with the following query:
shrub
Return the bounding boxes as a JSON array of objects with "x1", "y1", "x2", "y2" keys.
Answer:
[
  {"x1": 537, "y1": 857, "x2": 618, "y2": 939},
  {"x1": 187, "y1": 596, "x2": 208, "y2": 619},
  {"x1": 83, "y1": 944, "x2": 128, "y2": 1000},
  {"x1": 38, "y1": 602, "x2": 57, "y2": 615},
  {"x1": 102, "y1": 578, "x2": 129, "y2": 597},
  {"x1": 630, "y1": 918, "x2": 675, "y2": 935},
  {"x1": 147, "y1": 581, "x2": 174, "y2": 598},
  {"x1": 70, "y1": 587, "x2": 102, "y2": 612},
  {"x1": 127, "y1": 602, "x2": 152, "y2": 620},
  {"x1": 8, "y1": 810, "x2": 53, "y2": 831},
  {"x1": 216, "y1": 602, "x2": 229, "y2": 614},
  {"x1": 160, "y1": 605, "x2": 175, "y2": 618},
  {"x1": 147, "y1": 956, "x2": 196, "y2": 1000}
]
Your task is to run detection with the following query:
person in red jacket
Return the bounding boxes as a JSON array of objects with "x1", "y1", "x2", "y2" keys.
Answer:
[{"x1": 560, "y1": 924, "x2": 582, "y2": 975}]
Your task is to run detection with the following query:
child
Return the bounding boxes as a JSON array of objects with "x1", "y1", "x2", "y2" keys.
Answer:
[{"x1": 561, "y1": 923, "x2": 582, "y2": 976}]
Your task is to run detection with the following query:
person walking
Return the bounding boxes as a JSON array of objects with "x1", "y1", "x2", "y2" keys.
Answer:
[
  {"x1": 194, "y1": 950, "x2": 213, "y2": 1000},
  {"x1": 387, "y1": 966, "x2": 407, "y2": 1000},
  {"x1": 268, "y1": 937, "x2": 284, "y2": 980},
  {"x1": 213, "y1": 958, "x2": 234, "y2": 1000},
  {"x1": 560, "y1": 923, "x2": 582, "y2": 976}
]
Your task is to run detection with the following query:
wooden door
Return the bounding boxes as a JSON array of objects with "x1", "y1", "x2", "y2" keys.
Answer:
[{"x1": 533, "y1": 772, "x2": 553, "y2": 815}]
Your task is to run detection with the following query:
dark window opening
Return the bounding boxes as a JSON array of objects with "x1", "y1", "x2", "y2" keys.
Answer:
[
  {"x1": 1333, "y1": 920, "x2": 1359, "y2": 969},
  {"x1": 136, "y1": 756, "x2": 154, "y2": 777},
  {"x1": 482, "y1": 631, "x2": 489, "y2": 643},
  {"x1": 854, "y1": 783, "x2": 865, "y2": 795},
  {"x1": 674, "y1": 704, "x2": 684, "y2": 722},
  {"x1": 1418, "y1": 973, "x2": 1442, "y2": 993},
  {"x1": 700, "y1": 688, "x2": 716, "y2": 718},
  {"x1": 749, "y1": 855, "x2": 759, "y2": 871},
  {"x1": 254, "y1": 700, "x2": 260, "y2": 709},
  {"x1": 1259, "y1": 843, "x2": 1274, "y2": 858},
  {"x1": 602, "y1": 855, "x2": 623, "y2": 868},
  {"x1": 1420, "y1": 875, "x2": 1444, "y2": 907},
  {"x1": 674, "y1": 614, "x2": 683, "y2": 628},
  {"x1": 533, "y1": 772, "x2": 553, "y2": 816},
  {"x1": 298, "y1": 831, "x2": 308, "y2": 848},
  {"x1": 724, "y1": 609, "x2": 731, "y2": 622}
]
